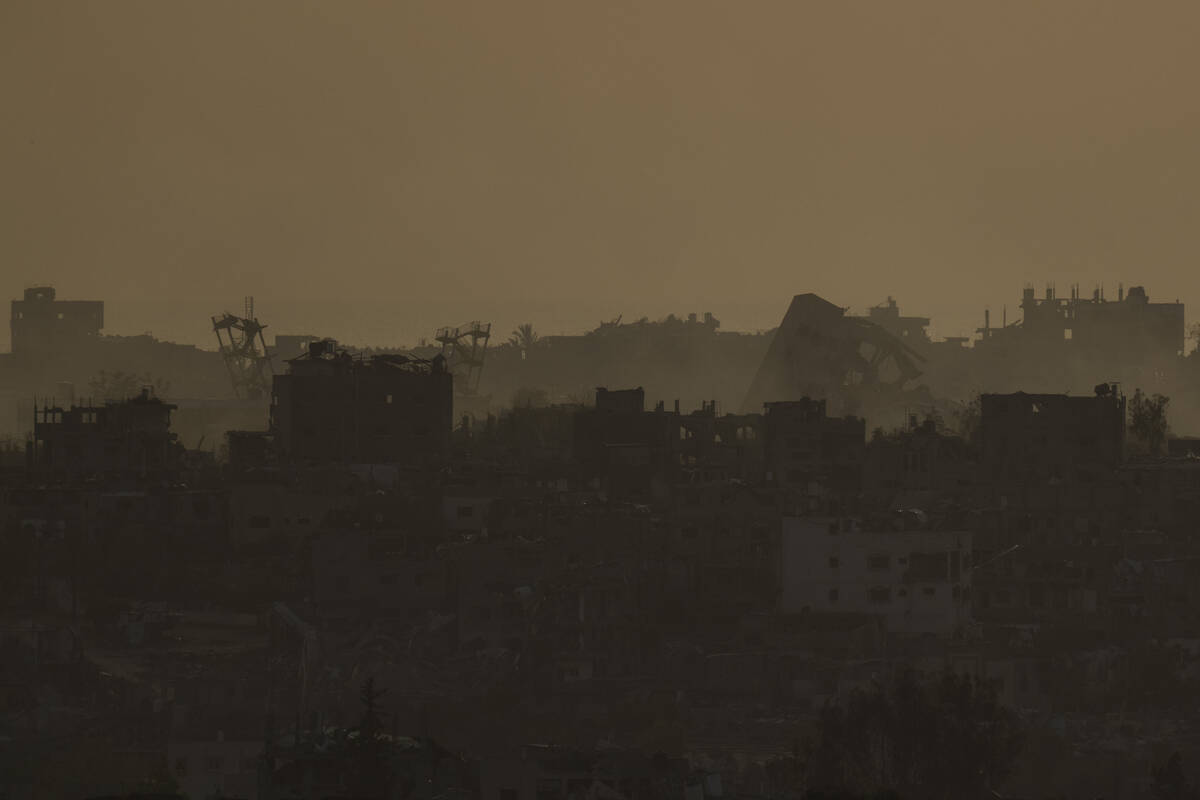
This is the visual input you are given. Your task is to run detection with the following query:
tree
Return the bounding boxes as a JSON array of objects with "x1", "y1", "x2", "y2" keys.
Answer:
[
  {"x1": 352, "y1": 677, "x2": 391, "y2": 797},
  {"x1": 1152, "y1": 752, "x2": 1196, "y2": 800},
  {"x1": 953, "y1": 394, "x2": 982, "y2": 446},
  {"x1": 508, "y1": 323, "x2": 540, "y2": 351},
  {"x1": 807, "y1": 669, "x2": 1024, "y2": 799},
  {"x1": 1128, "y1": 388, "x2": 1170, "y2": 456}
]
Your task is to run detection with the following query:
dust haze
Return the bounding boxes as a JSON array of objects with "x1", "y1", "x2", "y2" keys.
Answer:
[
  {"x1": 9, "y1": 4, "x2": 1200, "y2": 799},
  {"x1": 4, "y1": 1, "x2": 1200, "y2": 348}
]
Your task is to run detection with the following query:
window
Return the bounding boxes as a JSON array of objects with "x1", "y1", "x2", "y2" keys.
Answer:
[
  {"x1": 828, "y1": 556, "x2": 839, "y2": 569},
  {"x1": 174, "y1": 757, "x2": 188, "y2": 776},
  {"x1": 867, "y1": 554, "x2": 890, "y2": 571},
  {"x1": 248, "y1": 515, "x2": 271, "y2": 529},
  {"x1": 457, "y1": 505, "x2": 475, "y2": 519},
  {"x1": 206, "y1": 755, "x2": 223, "y2": 772},
  {"x1": 869, "y1": 587, "x2": 891, "y2": 604},
  {"x1": 828, "y1": 588, "x2": 839, "y2": 603},
  {"x1": 500, "y1": 789, "x2": 519, "y2": 800},
  {"x1": 386, "y1": 394, "x2": 393, "y2": 404},
  {"x1": 923, "y1": 586, "x2": 936, "y2": 596}
]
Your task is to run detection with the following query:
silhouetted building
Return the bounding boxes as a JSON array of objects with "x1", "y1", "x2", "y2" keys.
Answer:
[
  {"x1": 864, "y1": 296, "x2": 931, "y2": 344},
  {"x1": 1018, "y1": 283, "x2": 1185, "y2": 362},
  {"x1": 863, "y1": 417, "x2": 975, "y2": 502},
  {"x1": 980, "y1": 386, "x2": 1125, "y2": 484},
  {"x1": 763, "y1": 398, "x2": 865, "y2": 492},
  {"x1": 10, "y1": 286, "x2": 104, "y2": 359},
  {"x1": 32, "y1": 388, "x2": 179, "y2": 479},
  {"x1": 573, "y1": 387, "x2": 679, "y2": 498},
  {"x1": 270, "y1": 341, "x2": 453, "y2": 465},
  {"x1": 742, "y1": 293, "x2": 925, "y2": 423},
  {"x1": 595, "y1": 386, "x2": 645, "y2": 414}
]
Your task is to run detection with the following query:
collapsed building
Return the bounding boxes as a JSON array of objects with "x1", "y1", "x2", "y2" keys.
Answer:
[
  {"x1": 269, "y1": 340, "x2": 454, "y2": 466},
  {"x1": 742, "y1": 294, "x2": 929, "y2": 428},
  {"x1": 31, "y1": 388, "x2": 182, "y2": 480}
]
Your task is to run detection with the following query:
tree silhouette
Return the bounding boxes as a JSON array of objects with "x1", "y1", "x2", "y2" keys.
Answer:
[
  {"x1": 352, "y1": 677, "x2": 391, "y2": 797},
  {"x1": 1129, "y1": 388, "x2": 1170, "y2": 456},
  {"x1": 807, "y1": 669, "x2": 1023, "y2": 799},
  {"x1": 1152, "y1": 752, "x2": 1196, "y2": 800},
  {"x1": 508, "y1": 323, "x2": 540, "y2": 351}
]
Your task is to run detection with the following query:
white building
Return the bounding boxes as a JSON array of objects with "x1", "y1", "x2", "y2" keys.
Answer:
[{"x1": 780, "y1": 516, "x2": 972, "y2": 635}]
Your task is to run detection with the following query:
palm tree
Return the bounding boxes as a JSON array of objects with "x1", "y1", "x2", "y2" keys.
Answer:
[{"x1": 508, "y1": 323, "x2": 540, "y2": 351}]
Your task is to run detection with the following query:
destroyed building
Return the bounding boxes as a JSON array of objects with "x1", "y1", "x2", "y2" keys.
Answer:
[
  {"x1": 979, "y1": 283, "x2": 1185, "y2": 365},
  {"x1": 742, "y1": 293, "x2": 927, "y2": 428},
  {"x1": 31, "y1": 388, "x2": 182, "y2": 480},
  {"x1": 269, "y1": 340, "x2": 454, "y2": 465},
  {"x1": 572, "y1": 387, "x2": 681, "y2": 498},
  {"x1": 10, "y1": 282, "x2": 1200, "y2": 799},
  {"x1": 979, "y1": 385, "x2": 1126, "y2": 484}
]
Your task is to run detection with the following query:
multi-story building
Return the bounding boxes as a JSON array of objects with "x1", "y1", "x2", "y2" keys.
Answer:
[
  {"x1": 979, "y1": 386, "x2": 1125, "y2": 484},
  {"x1": 10, "y1": 286, "x2": 104, "y2": 359},
  {"x1": 779, "y1": 515, "x2": 972, "y2": 635},
  {"x1": 763, "y1": 397, "x2": 865, "y2": 492},
  {"x1": 572, "y1": 387, "x2": 680, "y2": 498},
  {"x1": 270, "y1": 341, "x2": 453, "y2": 465},
  {"x1": 32, "y1": 389, "x2": 180, "y2": 479}
]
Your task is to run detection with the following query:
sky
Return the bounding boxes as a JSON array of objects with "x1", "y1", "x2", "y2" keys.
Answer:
[{"x1": 3, "y1": 1, "x2": 1200, "y2": 351}]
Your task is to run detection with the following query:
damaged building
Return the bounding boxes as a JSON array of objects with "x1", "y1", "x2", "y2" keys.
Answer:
[{"x1": 269, "y1": 340, "x2": 454, "y2": 466}]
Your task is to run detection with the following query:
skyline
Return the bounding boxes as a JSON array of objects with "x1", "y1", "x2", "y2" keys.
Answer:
[
  {"x1": 0, "y1": 276, "x2": 1185, "y2": 354},
  {"x1": 5, "y1": 1, "x2": 1200, "y2": 348}
]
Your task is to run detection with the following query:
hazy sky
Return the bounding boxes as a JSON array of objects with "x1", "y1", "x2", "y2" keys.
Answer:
[{"x1": 3, "y1": 1, "x2": 1200, "y2": 351}]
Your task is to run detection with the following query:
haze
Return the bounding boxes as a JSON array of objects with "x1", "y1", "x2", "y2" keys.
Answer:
[{"x1": 3, "y1": 1, "x2": 1199, "y2": 350}]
